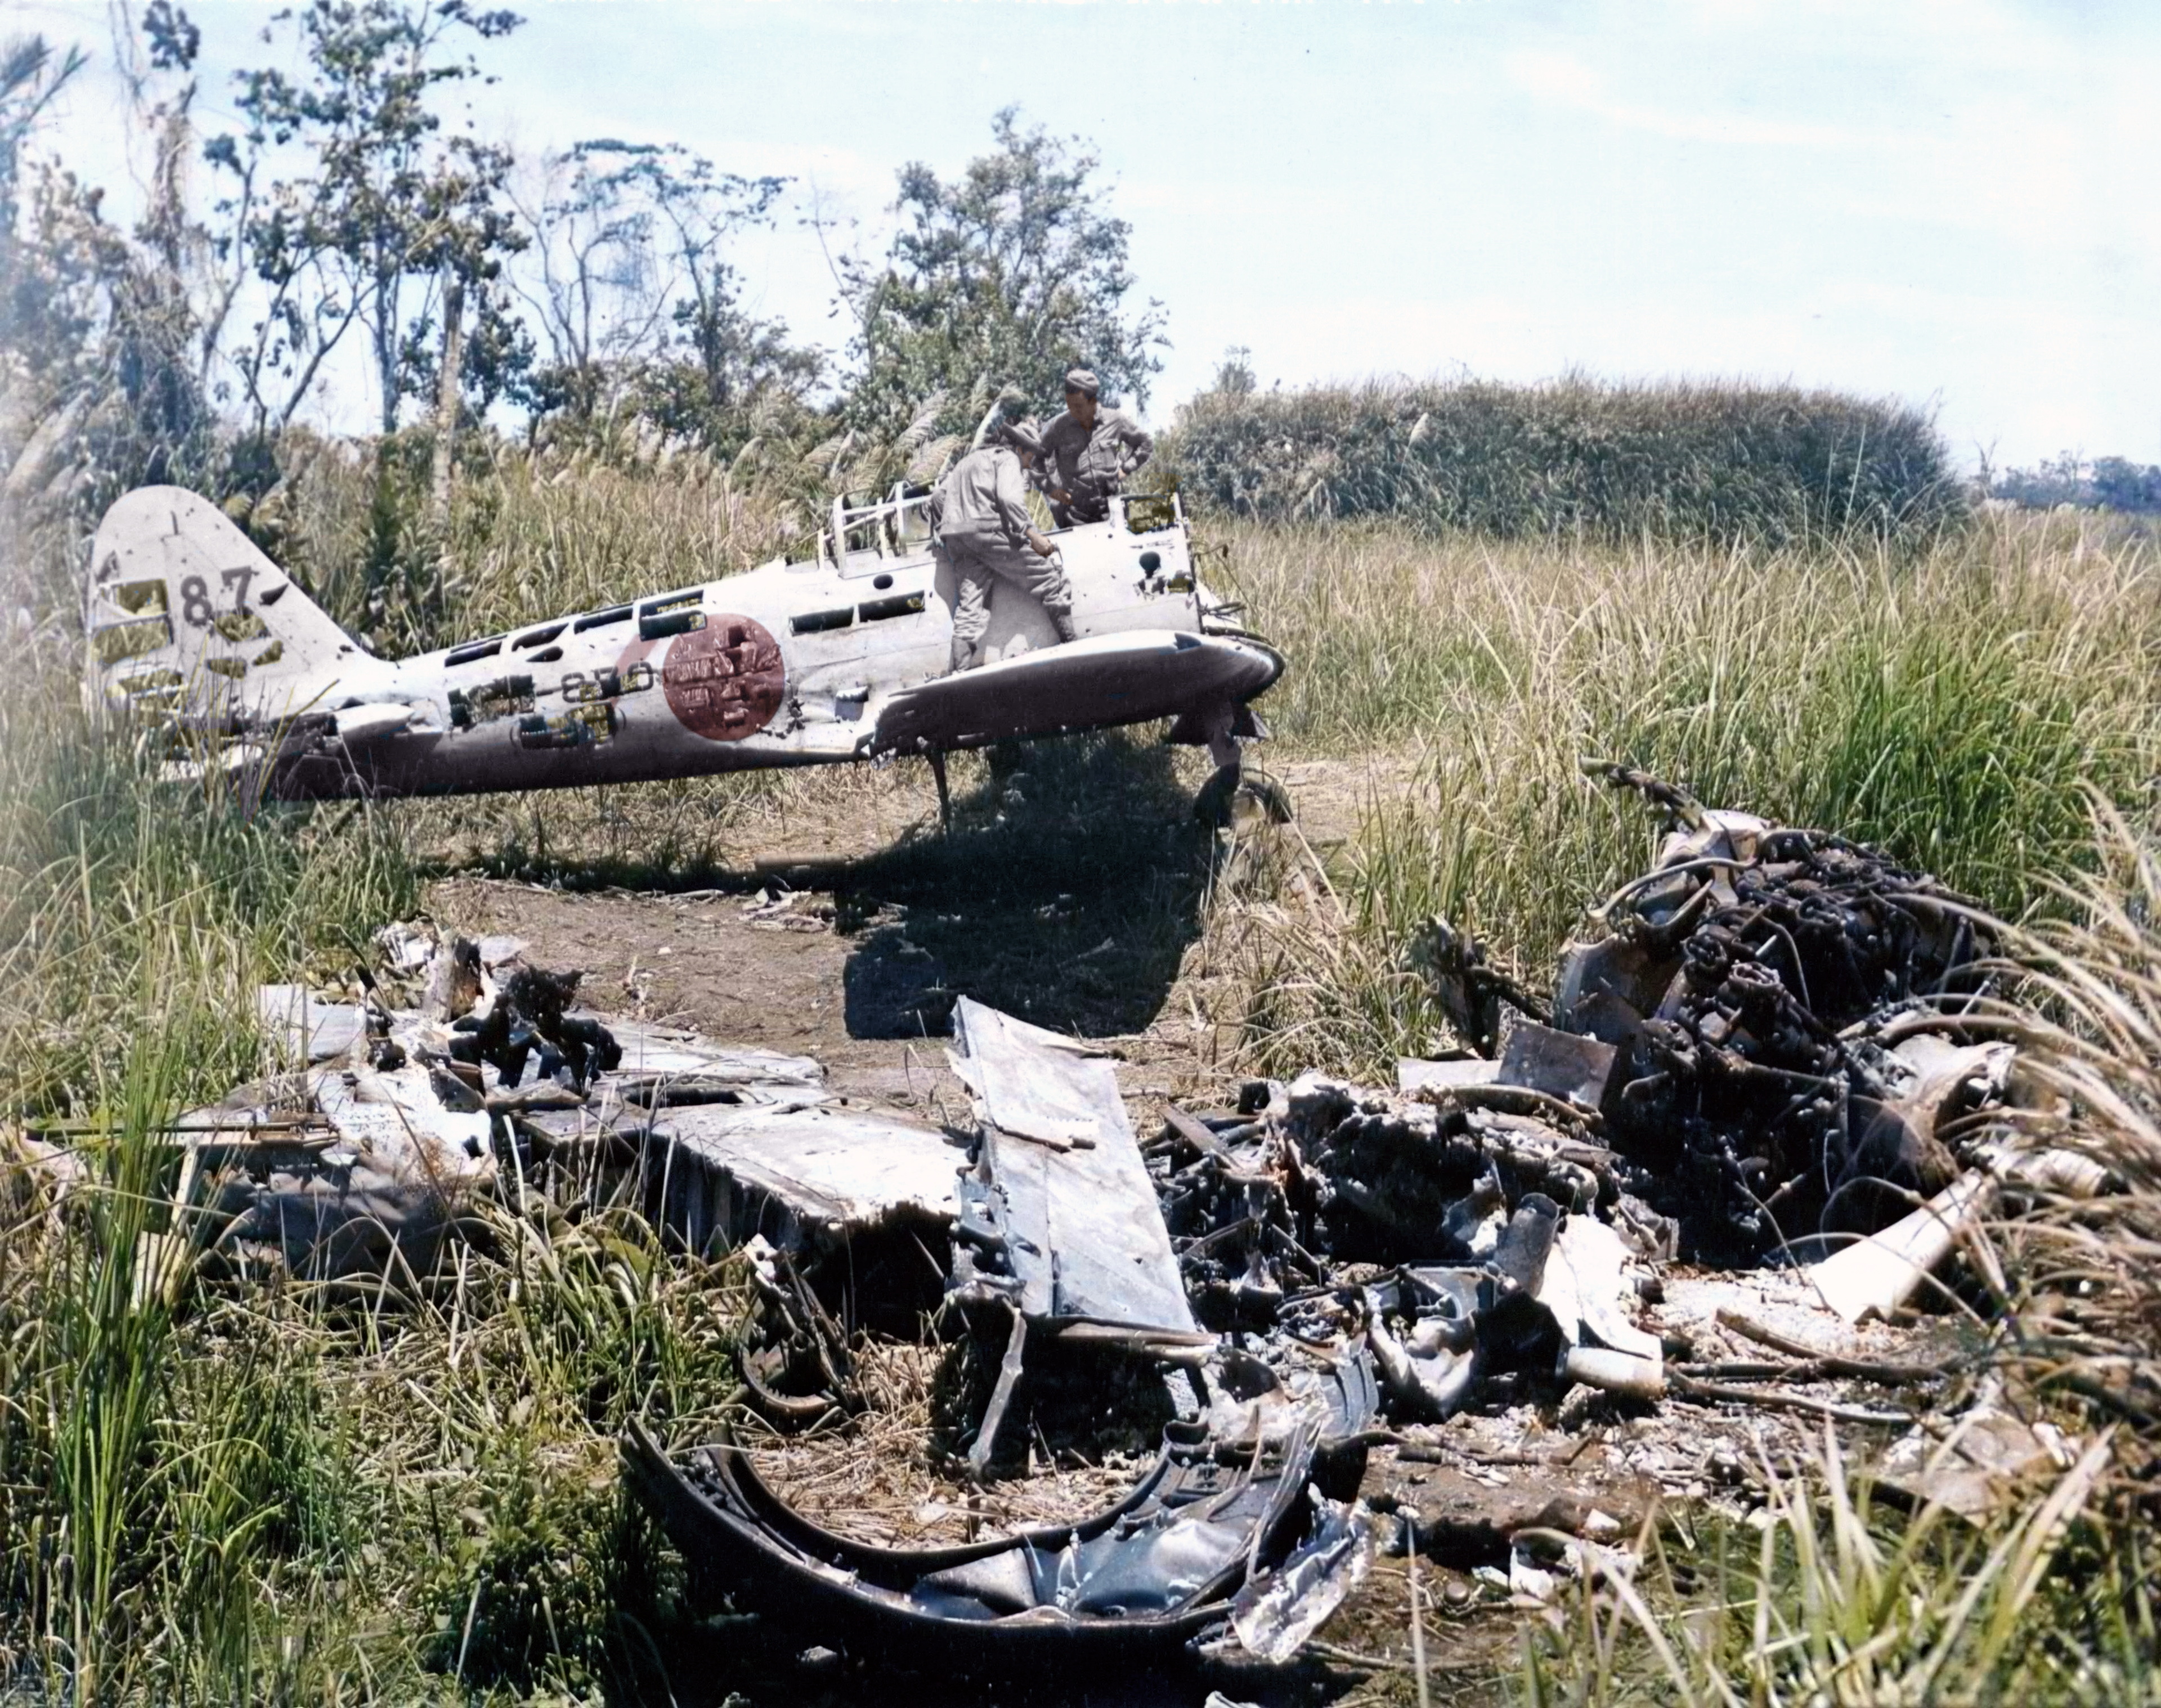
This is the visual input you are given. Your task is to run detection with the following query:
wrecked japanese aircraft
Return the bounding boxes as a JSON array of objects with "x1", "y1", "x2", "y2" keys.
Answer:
[{"x1": 83, "y1": 481, "x2": 1281, "y2": 818}]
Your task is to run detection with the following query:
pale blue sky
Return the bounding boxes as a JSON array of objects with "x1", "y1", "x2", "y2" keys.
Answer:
[{"x1": 20, "y1": 0, "x2": 2160, "y2": 468}]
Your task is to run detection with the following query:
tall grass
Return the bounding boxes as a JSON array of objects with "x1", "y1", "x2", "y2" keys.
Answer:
[
  {"x1": 4, "y1": 1136, "x2": 742, "y2": 1700},
  {"x1": 0, "y1": 663, "x2": 394, "y2": 1696},
  {"x1": 1164, "y1": 374, "x2": 1965, "y2": 546},
  {"x1": 234, "y1": 433, "x2": 803, "y2": 656},
  {"x1": 1521, "y1": 1429, "x2": 2145, "y2": 1706},
  {"x1": 1212, "y1": 512, "x2": 2161, "y2": 1075},
  {"x1": 0, "y1": 667, "x2": 745, "y2": 1698},
  {"x1": 1953, "y1": 805, "x2": 2161, "y2": 1437},
  {"x1": 0, "y1": 676, "x2": 419, "y2": 1118}
]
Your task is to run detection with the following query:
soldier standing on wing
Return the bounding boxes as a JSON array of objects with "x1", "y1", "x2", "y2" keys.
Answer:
[
  {"x1": 932, "y1": 417, "x2": 1077, "y2": 674},
  {"x1": 1035, "y1": 367, "x2": 1155, "y2": 527}
]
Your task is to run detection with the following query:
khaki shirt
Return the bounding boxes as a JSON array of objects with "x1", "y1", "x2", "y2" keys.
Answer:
[
  {"x1": 1037, "y1": 407, "x2": 1154, "y2": 504},
  {"x1": 934, "y1": 445, "x2": 1034, "y2": 548}
]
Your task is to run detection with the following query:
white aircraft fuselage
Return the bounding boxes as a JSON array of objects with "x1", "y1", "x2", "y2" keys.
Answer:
[{"x1": 85, "y1": 485, "x2": 1282, "y2": 803}]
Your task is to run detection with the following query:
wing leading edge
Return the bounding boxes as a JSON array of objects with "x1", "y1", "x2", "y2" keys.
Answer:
[{"x1": 866, "y1": 629, "x2": 1284, "y2": 756}]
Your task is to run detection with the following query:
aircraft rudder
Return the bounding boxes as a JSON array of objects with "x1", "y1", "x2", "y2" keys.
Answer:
[{"x1": 86, "y1": 485, "x2": 361, "y2": 720}]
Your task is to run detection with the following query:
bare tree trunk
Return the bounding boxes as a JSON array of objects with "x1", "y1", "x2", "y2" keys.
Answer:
[
  {"x1": 376, "y1": 255, "x2": 402, "y2": 438},
  {"x1": 429, "y1": 271, "x2": 464, "y2": 598}
]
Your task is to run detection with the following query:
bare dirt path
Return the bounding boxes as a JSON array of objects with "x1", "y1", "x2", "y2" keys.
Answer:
[{"x1": 419, "y1": 742, "x2": 1422, "y2": 1111}]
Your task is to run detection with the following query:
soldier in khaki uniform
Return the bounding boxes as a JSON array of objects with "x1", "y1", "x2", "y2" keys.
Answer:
[
  {"x1": 933, "y1": 418, "x2": 1077, "y2": 673},
  {"x1": 1036, "y1": 367, "x2": 1155, "y2": 527}
]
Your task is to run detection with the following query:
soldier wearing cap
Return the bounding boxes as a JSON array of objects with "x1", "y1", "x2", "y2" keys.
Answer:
[
  {"x1": 932, "y1": 416, "x2": 1077, "y2": 674},
  {"x1": 1036, "y1": 367, "x2": 1155, "y2": 527}
]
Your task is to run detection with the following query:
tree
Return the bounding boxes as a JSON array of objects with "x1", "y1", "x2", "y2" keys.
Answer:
[
  {"x1": 1990, "y1": 452, "x2": 2161, "y2": 515},
  {"x1": 199, "y1": 0, "x2": 525, "y2": 636},
  {"x1": 843, "y1": 108, "x2": 1165, "y2": 437},
  {"x1": 2, "y1": 19, "x2": 217, "y2": 540},
  {"x1": 512, "y1": 141, "x2": 677, "y2": 426},
  {"x1": 1, "y1": 39, "x2": 93, "y2": 406},
  {"x1": 512, "y1": 140, "x2": 814, "y2": 450},
  {"x1": 208, "y1": 0, "x2": 525, "y2": 440},
  {"x1": 0, "y1": 37, "x2": 88, "y2": 365},
  {"x1": 2091, "y1": 456, "x2": 2161, "y2": 514},
  {"x1": 1, "y1": 33, "x2": 92, "y2": 575},
  {"x1": 1212, "y1": 344, "x2": 1257, "y2": 397}
]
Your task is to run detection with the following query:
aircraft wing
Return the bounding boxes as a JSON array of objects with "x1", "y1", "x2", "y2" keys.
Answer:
[{"x1": 866, "y1": 629, "x2": 1283, "y2": 756}]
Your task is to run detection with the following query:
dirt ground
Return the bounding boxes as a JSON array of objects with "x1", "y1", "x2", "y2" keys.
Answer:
[{"x1": 422, "y1": 748, "x2": 1407, "y2": 1112}]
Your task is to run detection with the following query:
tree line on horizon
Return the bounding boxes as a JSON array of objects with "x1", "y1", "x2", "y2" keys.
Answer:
[
  {"x1": 6, "y1": 1, "x2": 2150, "y2": 647},
  {"x1": 1988, "y1": 451, "x2": 2161, "y2": 515}
]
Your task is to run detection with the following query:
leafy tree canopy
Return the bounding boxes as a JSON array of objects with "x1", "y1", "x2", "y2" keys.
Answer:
[
  {"x1": 209, "y1": 0, "x2": 527, "y2": 437},
  {"x1": 844, "y1": 107, "x2": 1166, "y2": 437}
]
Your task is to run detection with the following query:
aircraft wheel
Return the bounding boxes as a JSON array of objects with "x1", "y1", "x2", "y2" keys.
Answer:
[
  {"x1": 1194, "y1": 764, "x2": 1294, "y2": 829},
  {"x1": 1240, "y1": 769, "x2": 1295, "y2": 824}
]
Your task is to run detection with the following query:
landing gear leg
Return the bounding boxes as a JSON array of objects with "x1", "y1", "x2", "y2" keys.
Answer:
[
  {"x1": 1193, "y1": 705, "x2": 1243, "y2": 828},
  {"x1": 926, "y1": 748, "x2": 952, "y2": 835}
]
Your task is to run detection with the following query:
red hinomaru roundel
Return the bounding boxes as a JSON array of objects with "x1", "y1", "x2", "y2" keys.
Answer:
[{"x1": 661, "y1": 615, "x2": 786, "y2": 741}]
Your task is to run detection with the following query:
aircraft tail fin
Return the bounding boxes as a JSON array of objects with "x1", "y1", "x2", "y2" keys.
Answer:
[{"x1": 85, "y1": 486, "x2": 367, "y2": 722}]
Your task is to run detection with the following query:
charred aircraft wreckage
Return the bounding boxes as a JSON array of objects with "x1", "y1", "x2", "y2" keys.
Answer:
[
  {"x1": 12, "y1": 764, "x2": 2106, "y2": 1689},
  {"x1": 82, "y1": 476, "x2": 1281, "y2": 823}
]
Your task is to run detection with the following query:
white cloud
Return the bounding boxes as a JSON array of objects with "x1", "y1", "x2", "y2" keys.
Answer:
[{"x1": 1506, "y1": 49, "x2": 1890, "y2": 151}]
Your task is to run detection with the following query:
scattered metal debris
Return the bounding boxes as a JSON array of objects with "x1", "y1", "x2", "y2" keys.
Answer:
[
  {"x1": 949, "y1": 997, "x2": 1202, "y2": 1342},
  {"x1": 81, "y1": 925, "x2": 893, "y2": 1290},
  {"x1": 34, "y1": 771, "x2": 2108, "y2": 1680},
  {"x1": 622, "y1": 1411, "x2": 1348, "y2": 1671},
  {"x1": 1809, "y1": 1170, "x2": 1994, "y2": 1325},
  {"x1": 1576, "y1": 771, "x2": 1999, "y2": 1256},
  {"x1": 1875, "y1": 1377, "x2": 2080, "y2": 1522},
  {"x1": 643, "y1": 1102, "x2": 962, "y2": 1297},
  {"x1": 947, "y1": 996, "x2": 1210, "y2": 1472},
  {"x1": 257, "y1": 983, "x2": 366, "y2": 1064},
  {"x1": 1406, "y1": 769, "x2": 2023, "y2": 1265},
  {"x1": 738, "y1": 1235, "x2": 864, "y2": 1426},
  {"x1": 1228, "y1": 1496, "x2": 1382, "y2": 1664},
  {"x1": 173, "y1": 1041, "x2": 495, "y2": 1282}
]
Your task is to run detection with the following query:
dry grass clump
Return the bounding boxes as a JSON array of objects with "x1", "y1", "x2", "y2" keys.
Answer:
[
  {"x1": 1968, "y1": 804, "x2": 2161, "y2": 1436},
  {"x1": 1163, "y1": 373, "x2": 1963, "y2": 546},
  {"x1": 745, "y1": 1339, "x2": 1144, "y2": 1551}
]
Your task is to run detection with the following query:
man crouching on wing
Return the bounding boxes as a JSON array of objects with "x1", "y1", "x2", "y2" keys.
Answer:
[{"x1": 931, "y1": 416, "x2": 1076, "y2": 674}]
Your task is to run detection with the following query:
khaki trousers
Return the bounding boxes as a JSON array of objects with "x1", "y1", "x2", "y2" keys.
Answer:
[{"x1": 944, "y1": 530, "x2": 1074, "y2": 645}]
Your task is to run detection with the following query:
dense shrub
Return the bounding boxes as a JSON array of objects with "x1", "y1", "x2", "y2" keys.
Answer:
[{"x1": 1160, "y1": 374, "x2": 1965, "y2": 546}]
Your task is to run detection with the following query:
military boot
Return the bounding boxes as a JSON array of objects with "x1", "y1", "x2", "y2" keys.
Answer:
[
  {"x1": 949, "y1": 635, "x2": 984, "y2": 673},
  {"x1": 1050, "y1": 611, "x2": 1079, "y2": 645}
]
